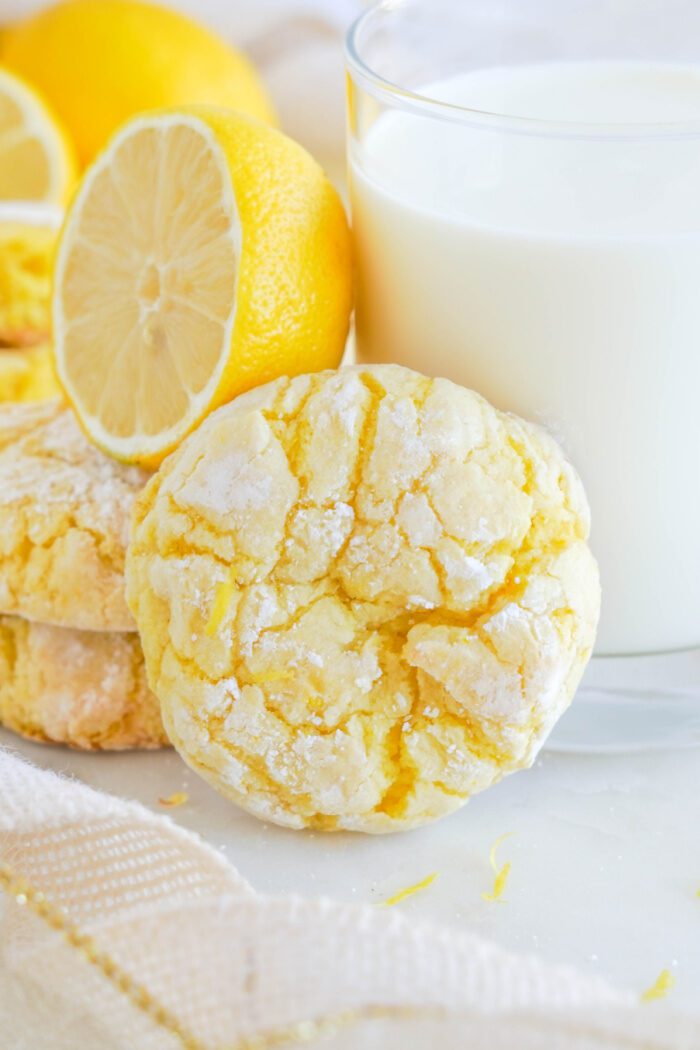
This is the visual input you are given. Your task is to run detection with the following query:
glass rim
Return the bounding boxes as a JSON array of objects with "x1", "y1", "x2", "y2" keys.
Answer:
[{"x1": 345, "y1": 0, "x2": 700, "y2": 141}]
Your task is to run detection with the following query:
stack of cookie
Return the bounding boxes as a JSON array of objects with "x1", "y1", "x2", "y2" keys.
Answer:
[{"x1": 0, "y1": 399, "x2": 167, "y2": 749}]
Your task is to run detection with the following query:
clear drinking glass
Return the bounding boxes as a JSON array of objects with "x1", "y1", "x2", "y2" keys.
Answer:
[{"x1": 346, "y1": 0, "x2": 700, "y2": 751}]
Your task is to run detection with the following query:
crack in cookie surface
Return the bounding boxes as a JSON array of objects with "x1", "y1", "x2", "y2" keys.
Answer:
[
  {"x1": 0, "y1": 400, "x2": 149, "y2": 630},
  {"x1": 127, "y1": 365, "x2": 600, "y2": 832}
]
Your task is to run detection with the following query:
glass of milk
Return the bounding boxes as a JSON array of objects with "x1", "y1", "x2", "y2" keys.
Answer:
[{"x1": 346, "y1": 0, "x2": 700, "y2": 749}]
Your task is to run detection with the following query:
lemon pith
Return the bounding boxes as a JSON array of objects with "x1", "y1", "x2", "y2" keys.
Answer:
[{"x1": 53, "y1": 107, "x2": 353, "y2": 467}]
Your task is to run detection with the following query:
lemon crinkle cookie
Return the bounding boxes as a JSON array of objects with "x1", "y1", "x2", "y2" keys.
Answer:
[
  {"x1": 0, "y1": 203, "x2": 63, "y2": 403},
  {"x1": 127, "y1": 364, "x2": 601, "y2": 833},
  {"x1": 0, "y1": 400, "x2": 148, "y2": 630},
  {"x1": 0, "y1": 401, "x2": 164, "y2": 750},
  {"x1": 0, "y1": 203, "x2": 62, "y2": 348},
  {"x1": 0, "y1": 614, "x2": 166, "y2": 750},
  {"x1": 0, "y1": 343, "x2": 59, "y2": 404}
]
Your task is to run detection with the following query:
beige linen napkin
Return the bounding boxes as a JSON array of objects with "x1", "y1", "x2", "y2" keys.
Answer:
[{"x1": 1, "y1": 748, "x2": 698, "y2": 1050}]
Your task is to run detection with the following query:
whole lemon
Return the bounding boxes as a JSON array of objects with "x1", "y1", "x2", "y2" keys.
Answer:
[{"x1": 1, "y1": 0, "x2": 276, "y2": 167}]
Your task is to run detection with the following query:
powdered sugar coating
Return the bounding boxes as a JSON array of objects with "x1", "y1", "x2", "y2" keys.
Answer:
[
  {"x1": 128, "y1": 365, "x2": 600, "y2": 832},
  {"x1": 0, "y1": 400, "x2": 148, "y2": 630},
  {"x1": 0, "y1": 614, "x2": 166, "y2": 750}
]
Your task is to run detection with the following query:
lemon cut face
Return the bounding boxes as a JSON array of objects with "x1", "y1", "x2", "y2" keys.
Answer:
[
  {"x1": 53, "y1": 107, "x2": 353, "y2": 466},
  {"x1": 54, "y1": 115, "x2": 240, "y2": 462},
  {"x1": 0, "y1": 66, "x2": 75, "y2": 204}
]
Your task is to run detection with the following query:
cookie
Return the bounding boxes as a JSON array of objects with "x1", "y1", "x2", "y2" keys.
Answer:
[
  {"x1": 0, "y1": 614, "x2": 166, "y2": 750},
  {"x1": 0, "y1": 203, "x2": 60, "y2": 348},
  {"x1": 0, "y1": 400, "x2": 148, "y2": 630},
  {"x1": 0, "y1": 398, "x2": 59, "y2": 449},
  {"x1": 127, "y1": 364, "x2": 600, "y2": 832},
  {"x1": 0, "y1": 343, "x2": 62, "y2": 403}
]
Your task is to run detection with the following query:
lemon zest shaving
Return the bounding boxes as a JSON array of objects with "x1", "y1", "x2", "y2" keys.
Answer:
[
  {"x1": 481, "y1": 832, "x2": 514, "y2": 903},
  {"x1": 383, "y1": 872, "x2": 438, "y2": 907},
  {"x1": 251, "y1": 670, "x2": 294, "y2": 685},
  {"x1": 205, "y1": 573, "x2": 236, "y2": 636},
  {"x1": 158, "y1": 792, "x2": 189, "y2": 808},
  {"x1": 641, "y1": 969, "x2": 675, "y2": 1003}
]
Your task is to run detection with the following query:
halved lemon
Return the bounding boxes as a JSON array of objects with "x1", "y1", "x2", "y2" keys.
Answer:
[
  {"x1": 53, "y1": 107, "x2": 353, "y2": 466},
  {"x1": 0, "y1": 65, "x2": 75, "y2": 203}
]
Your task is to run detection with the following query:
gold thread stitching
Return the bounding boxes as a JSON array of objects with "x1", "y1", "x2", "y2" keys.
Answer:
[
  {"x1": 0, "y1": 862, "x2": 203, "y2": 1049},
  {"x1": 0, "y1": 861, "x2": 451, "y2": 1049}
]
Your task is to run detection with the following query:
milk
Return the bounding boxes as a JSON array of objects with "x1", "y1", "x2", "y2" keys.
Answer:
[{"x1": 350, "y1": 61, "x2": 700, "y2": 655}]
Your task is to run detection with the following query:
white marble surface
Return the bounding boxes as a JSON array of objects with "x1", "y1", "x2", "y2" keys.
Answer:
[{"x1": 3, "y1": 650, "x2": 699, "y2": 1012}]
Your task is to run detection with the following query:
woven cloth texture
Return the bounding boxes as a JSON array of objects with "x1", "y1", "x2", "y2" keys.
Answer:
[{"x1": 1, "y1": 748, "x2": 698, "y2": 1050}]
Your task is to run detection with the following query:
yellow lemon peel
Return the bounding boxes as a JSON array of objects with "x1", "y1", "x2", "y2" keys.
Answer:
[
  {"x1": 2, "y1": 0, "x2": 276, "y2": 167},
  {"x1": 383, "y1": 873, "x2": 438, "y2": 907},
  {"x1": 641, "y1": 969, "x2": 675, "y2": 1003},
  {"x1": 205, "y1": 573, "x2": 237, "y2": 637},
  {"x1": 251, "y1": 670, "x2": 294, "y2": 685},
  {"x1": 482, "y1": 833, "x2": 514, "y2": 903},
  {"x1": 158, "y1": 792, "x2": 189, "y2": 808}
]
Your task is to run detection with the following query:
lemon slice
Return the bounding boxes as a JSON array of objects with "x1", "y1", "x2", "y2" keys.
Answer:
[
  {"x1": 53, "y1": 108, "x2": 352, "y2": 466},
  {"x1": 0, "y1": 66, "x2": 75, "y2": 204}
]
